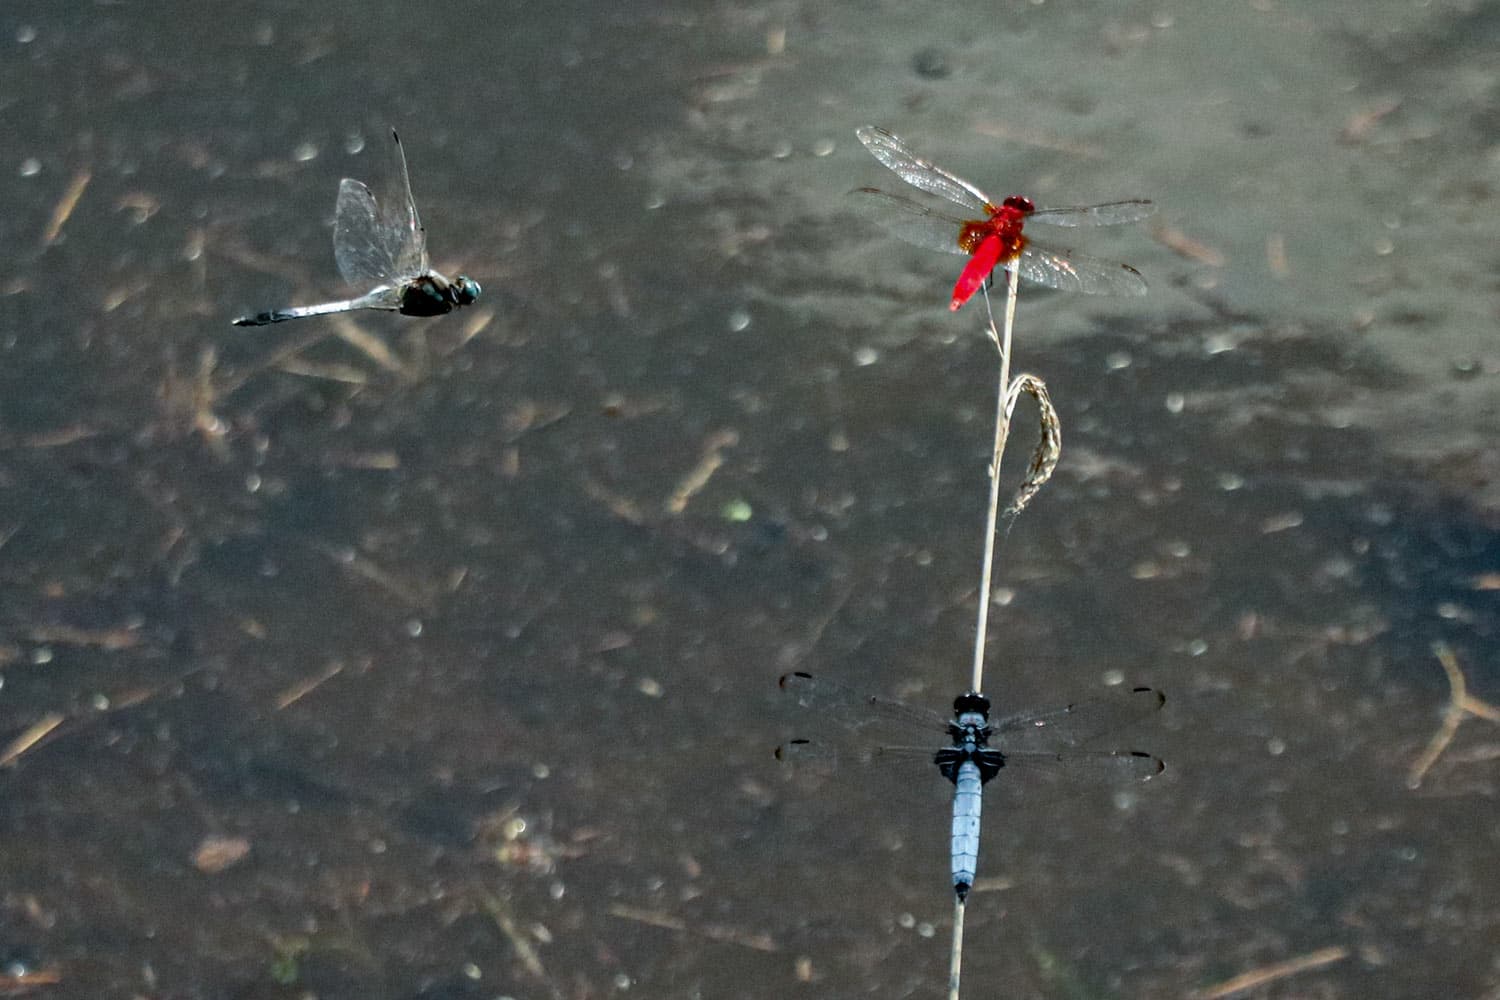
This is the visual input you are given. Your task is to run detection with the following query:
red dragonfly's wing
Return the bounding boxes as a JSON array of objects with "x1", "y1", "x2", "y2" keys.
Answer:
[
  {"x1": 1015, "y1": 241, "x2": 1149, "y2": 296},
  {"x1": 1029, "y1": 199, "x2": 1156, "y2": 228},
  {"x1": 849, "y1": 187, "x2": 971, "y2": 256},
  {"x1": 856, "y1": 126, "x2": 993, "y2": 214}
]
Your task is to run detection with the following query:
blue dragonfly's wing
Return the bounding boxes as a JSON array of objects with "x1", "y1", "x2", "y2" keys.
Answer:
[
  {"x1": 1000, "y1": 748, "x2": 1164, "y2": 784},
  {"x1": 774, "y1": 671, "x2": 947, "y2": 776},
  {"x1": 993, "y1": 686, "x2": 1165, "y2": 751}
]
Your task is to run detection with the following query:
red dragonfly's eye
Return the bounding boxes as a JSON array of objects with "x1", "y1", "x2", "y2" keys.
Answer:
[{"x1": 1000, "y1": 195, "x2": 1034, "y2": 214}]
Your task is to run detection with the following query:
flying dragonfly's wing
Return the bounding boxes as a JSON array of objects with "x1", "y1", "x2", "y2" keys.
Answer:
[
  {"x1": 994, "y1": 686, "x2": 1165, "y2": 750},
  {"x1": 387, "y1": 129, "x2": 429, "y2": 279},
  {"x1": 1014, "y1": 243, "x2": 1149, "y2": 296},
  {"x1": 333, "y1": 177, "x2": 403, "y2": 290},
  {"x1": 856, "y1": 126, "x2": 992, "y2": 214},
  {"x1": 332, "y1": 130, "x2": 430, "y2": 290},
  {"x1": 1028, "y1": 200, "x2": 1155, "y2": 228},
  {"x1": 849, "y1": 188, "x2": 971, "y2": 256}
]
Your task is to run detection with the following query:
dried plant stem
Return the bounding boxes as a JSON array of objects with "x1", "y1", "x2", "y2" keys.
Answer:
[
  {"x1": 947, "y1": 896, "x2": 967, "y2": 1000},
  {"x1": 969, "y1": 265, "x2": 1020, "y2": 695},
  {"x1": 1407, "y1": 641, "x2": 1500, "y2": 788}
]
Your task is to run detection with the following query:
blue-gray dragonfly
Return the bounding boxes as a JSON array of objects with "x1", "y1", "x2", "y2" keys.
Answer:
[
  {"x1": 233, "y1": 129, "x2": 479, "y2": 327},
  {"x1": 776, "y1": 671, "x2": 1164, "y2": 900}
]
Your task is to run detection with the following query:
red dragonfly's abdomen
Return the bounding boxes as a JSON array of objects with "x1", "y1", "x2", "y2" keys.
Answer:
[{"x1": 950, "y1": 197, "x2": 1033, "y2": 311}]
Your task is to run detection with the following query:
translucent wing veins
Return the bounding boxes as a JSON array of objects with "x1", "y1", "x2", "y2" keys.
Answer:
[
  {"x1": 330, "y1": 129, "x2": 430, "y2": 291},
  {"x1": 856, "y1": 125, "x2": 992, "y2": 214},
  {"x1": 388, "y1": 129, "x2": 429, "y2": 279}
]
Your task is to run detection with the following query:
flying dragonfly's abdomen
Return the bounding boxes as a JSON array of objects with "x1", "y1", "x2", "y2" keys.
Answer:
[{"x1": 952, "y1": 759, "x2": 983, "y2": 901}]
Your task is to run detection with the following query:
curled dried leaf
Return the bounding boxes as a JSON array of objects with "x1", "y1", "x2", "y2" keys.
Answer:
[{"x1": 1002, "y1": 373, "x2": 1060, "y2": 517}]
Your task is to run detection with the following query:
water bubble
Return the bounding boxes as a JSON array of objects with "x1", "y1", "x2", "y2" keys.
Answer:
[{"x1": 728, "y1": 310, "x2": 751, "y2": 332}]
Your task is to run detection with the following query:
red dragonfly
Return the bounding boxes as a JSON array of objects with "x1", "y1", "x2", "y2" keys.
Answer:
[{"x1": 853, "y1": 126, "x2": 1155, "y2": 311}]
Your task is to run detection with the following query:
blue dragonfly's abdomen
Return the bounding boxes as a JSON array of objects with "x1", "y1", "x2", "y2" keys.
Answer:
[{"x1": 951, "y1": 760, "x2": 984, "y2": 901}]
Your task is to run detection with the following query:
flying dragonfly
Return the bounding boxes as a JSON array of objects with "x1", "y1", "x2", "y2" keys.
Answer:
[
  {"x1": 852, "y1": 125, "x2": 1154, "y2": 311},
  {"x1": 776, "y1": 671, "x2": 1164, "y2": 901},
  {"x1": 233, "y1": 129, "x2": 480, "y2": 327}
]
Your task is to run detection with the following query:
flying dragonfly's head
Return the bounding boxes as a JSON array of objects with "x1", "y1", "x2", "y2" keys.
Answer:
[{"x1": 451, "y1": 275, "x2": 481, "y2": 307}]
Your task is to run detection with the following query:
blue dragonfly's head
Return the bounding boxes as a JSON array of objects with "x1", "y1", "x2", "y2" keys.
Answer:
[{"x1": 452, "y1": 275, "x2": 481, "y2": 306}]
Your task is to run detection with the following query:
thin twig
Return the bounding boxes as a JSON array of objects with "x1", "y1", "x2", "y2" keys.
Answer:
[
  {"x1": 665, "y1": 429, "x2": 739, "y2": 515},
  {"x1": 0, "y1": 714, "x2": 65, "y2": 768},
  {"x1": 947, "y1": 896, "x2": 966, "y2": 1000},
  {"x1": 1191, "y1": 945, "x2": 1348, "y2": 999},
  {"x1": 275, "y1": 660, "x2": 347, "y2": 710},
  {"x1": 969, "y1": 265, "x2": 1019, "y2": 695},
  {"x1": 1408, "y1": 642, "x2": 1500, "y2": 788},
  {"x1": 480, "y1": 894, "x2": 558, "y2": 994},
  {"x1": 608, "y1": 903, "x2": 778, "y2": 952},
  {"x1": 41, "y1": 169, "x2": 91, "y2": 246}
]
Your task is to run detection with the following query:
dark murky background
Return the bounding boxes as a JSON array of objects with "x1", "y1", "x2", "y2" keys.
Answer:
[{"x1": 1, "y1": 2, "x2": 1498, "y2": 998}]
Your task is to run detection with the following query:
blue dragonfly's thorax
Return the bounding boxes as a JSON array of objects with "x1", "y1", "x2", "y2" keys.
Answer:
[{"x1": 934, "y1": 691, "x2": 1006, "y2": 785}]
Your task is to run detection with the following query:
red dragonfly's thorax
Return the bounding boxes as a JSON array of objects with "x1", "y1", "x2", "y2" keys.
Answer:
[{"x1": 957, "y1": 195, "x2": 1034, "y2": 260}]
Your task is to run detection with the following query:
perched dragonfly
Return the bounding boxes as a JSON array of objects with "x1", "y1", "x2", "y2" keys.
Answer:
[
  {"x1": 852, "y1": 125, "x2": 1154, "y2": 311},
  {"x1": 233, "y1": 129, "x2": 480, "y2": 327},
  {"x1": 776, "y1": 671, "x2": 1164, "y2": 901}
]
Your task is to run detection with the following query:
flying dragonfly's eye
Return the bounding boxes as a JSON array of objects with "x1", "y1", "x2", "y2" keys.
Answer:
[{"x1": 453, "y1": 276, "x2": 481, "y2": 305}]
